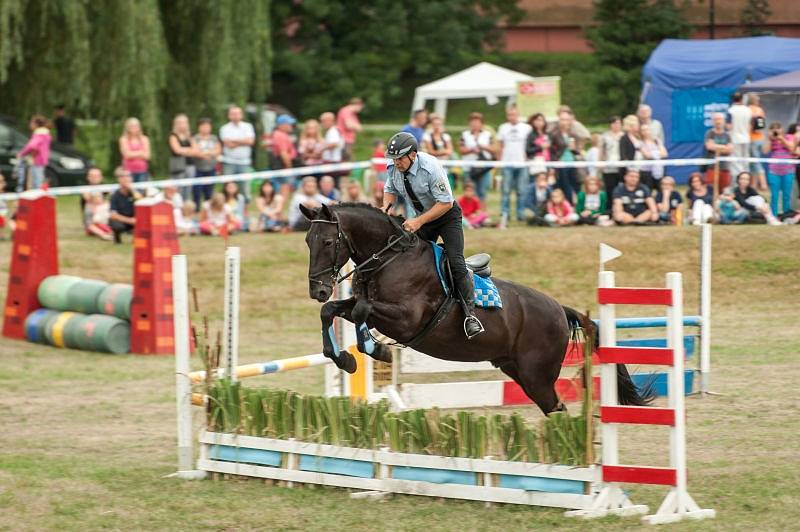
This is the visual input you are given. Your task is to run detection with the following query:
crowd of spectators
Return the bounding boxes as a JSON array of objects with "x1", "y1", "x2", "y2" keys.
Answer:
[{"x1": 3, "y1": 91, "x2": 800, "y2": 246}]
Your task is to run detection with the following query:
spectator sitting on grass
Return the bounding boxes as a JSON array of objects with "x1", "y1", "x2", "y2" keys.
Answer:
[
  {"x1": 0, "y1": 173, "x2": 15, "y2": 239},
  {"x1": 686, "y1": 171, "x2": 715, "y2": 225},
  {"x1": 654, "y1": 176, "x2": 682, "y2": 224},
  {"x1": 612, "y1": 168, "x2": 658, "y2": 225},
  {"x1": 200, "y1": 192, "x2": 239, "y2": 236},
  {"x1": 175, "y1": 200, "x2": 200, "y2": 235},
  {"x1": 319, "y1": 175, "x2": 340, "y2": 202},
  {"x1": 223, "y1": 181, "x2": 248, "y2": 230},
  {"x1": 254, "y1": 180, "x2": 285, "y2": 232},
  {"x1": 732, "y1": 171, "x2": 781, "y2": 225},
  {"x1": 717, "y1": 187, "x2": 749, "y2": 225},
  {"x1": 343, "y1": 179, "x2": 368, "y2": 203},
  {"x1": 545, "y1": 188, "x2": 579, "y2": 227},
  {"x1": 81, "y1": 166, "x2": 105, "y2": 221},
  {"x1": 576, "y1": 175, "x2": 611, "y2": 225},
  {"x1": 109, "y1": 167, "x2": 141, "y2": 244},
  {"x1": 523, "y1": 172, "x2": 552, "y2": 226},
  {"x1": 289, "y1": 176, "x2": 332, "y2": 231},
  {"x1": 458, "y1": 182, "x2": 489, "y2": 229}
]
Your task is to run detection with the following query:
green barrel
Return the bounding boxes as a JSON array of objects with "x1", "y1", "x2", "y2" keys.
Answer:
[
  {"x1": 61, "y1": 313, "x2": 90, "y2": 349},
  {"x1": 44, "y1": 311, "x2": 79, "y2": 348},
  {"x1": 38, "y1": 275, "x2": 82, "y2": 311},
  {"x1": 24, "y1": 309, "x2": 61, "y2": 344},
  {"x1": 66, "y1": 278, "x2": 109, "y2": 315},
  {"x1": 75, "y1": 314, "x2": 130, "y2": 354},
  {"x1": 95, "y1": 283, "x2": 133, "y2": 320}
]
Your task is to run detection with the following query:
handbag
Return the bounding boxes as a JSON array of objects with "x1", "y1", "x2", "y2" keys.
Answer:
[{"x1": 752, "y1": 115, "x2": 766, "y2": 131}]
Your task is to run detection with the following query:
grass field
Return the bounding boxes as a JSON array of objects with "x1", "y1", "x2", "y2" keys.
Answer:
[{"x1": 1, "y1": 195, "x2": 799, "y2": 531}]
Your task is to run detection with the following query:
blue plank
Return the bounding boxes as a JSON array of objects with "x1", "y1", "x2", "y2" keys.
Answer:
[
  {"x1": 498, "y1": 474, "x2": 585, "y2": 494},
  {"x1": 592, "y1": 316, "x2": 701, "y2": 329},
  {"x1": 617, "y1": 336, "x2": 696, "y2": 358},
  {"x1": 298, "y1": 455, "x2": 375, "y2": 478},
  {"x1": 392, "y1": 466, "x2": 477, "y2": 486},
  {"x1": 632, "y1": 370, "x2": 695, "y2": 396},
  {"x1": 209, "y1": 444, "x2": 282, "y2": 467}
]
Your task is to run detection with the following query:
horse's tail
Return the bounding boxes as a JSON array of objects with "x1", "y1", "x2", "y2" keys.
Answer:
[{"x1": 562, "y1": 306, "x2": 654, "y2": 407}]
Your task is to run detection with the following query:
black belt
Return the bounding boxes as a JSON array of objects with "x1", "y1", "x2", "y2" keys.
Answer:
[{"x1": 403, "y1": 171, "x2": 426, "y2": 213}]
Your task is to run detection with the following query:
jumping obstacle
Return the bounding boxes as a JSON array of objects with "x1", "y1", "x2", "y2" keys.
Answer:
[
  {"x1": 172, "y1": 252, "x2": 714, "y2": 523},
  {"x1": 2, "y1": 190, "x2": 179, "y2": 354},
  {"x1": 565, "y1": 271, "x2": 715, "y2": 524}
]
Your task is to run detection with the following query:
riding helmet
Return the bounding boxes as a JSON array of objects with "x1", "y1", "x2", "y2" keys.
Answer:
[{"x1": 384, "y1": 132, "x2": 418, "y2": 159}]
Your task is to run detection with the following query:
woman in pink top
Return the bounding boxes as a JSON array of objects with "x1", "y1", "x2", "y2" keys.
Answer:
[
  {"x1": 119, "y1": 117, "x2": 151, "y2": 182},
  {"x1": 18, "y1": 115, "x2": 52, "y2": 190}
]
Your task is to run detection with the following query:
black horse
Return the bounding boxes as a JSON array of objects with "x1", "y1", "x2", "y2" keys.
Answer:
[{"x1": 301, "y1": 203, "x2": 649, "y2": 414}]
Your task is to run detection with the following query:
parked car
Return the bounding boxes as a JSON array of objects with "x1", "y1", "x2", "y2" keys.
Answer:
[{"x1": 0, "y1": 115, "x2": 93, "y2": 189}]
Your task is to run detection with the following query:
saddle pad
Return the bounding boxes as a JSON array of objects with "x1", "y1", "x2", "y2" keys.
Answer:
[{"x1": 430, "y1": 242, "x2": 503, "y2": 309}]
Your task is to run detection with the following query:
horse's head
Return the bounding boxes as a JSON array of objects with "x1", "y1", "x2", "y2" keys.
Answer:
[{"x1": 301, "y1": 203, "x2": 352, "y2": 302}]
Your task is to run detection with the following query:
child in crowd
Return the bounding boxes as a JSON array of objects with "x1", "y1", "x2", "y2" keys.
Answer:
[
  {"x1": 544, "y1": 188, "x2": 579, "y2": 226},
  {"x1": 584, "y1": 133, "x2": 601, "y2": 179},
  {"x1": 523, "y1": 172, "x2": 551, "y2": 226},
  {"x1": 200, "y1": 192, "x2": 239, "y2": 236},
  {"x1": 576, "y1": 175, "x2": 611, "y2": 225},
  {"x1": 254, "y1": 180, "x2": 285, "y2": 232},
  {"x1": 175, "y1": 200, "x2": 200, "y2": 235},
  {"x1": 716, "y1": 188, "x2": 749, "y2": 224},
  {"x1": 732, "y1": 171, "x2": 781, "y2": 225},
  {"x1": 686, "y1": 171, "x2": 715, "y2": 225},
  {"x1": 343, "y1": 179, "x2": 368, "y2": 203},
  {"x1": 370, "y1": 181, "x2": 385, "y2": 210},
  {"x1": 222, "y1": 181, "x2": 248, "y2": 231},
  {"x1": 458, "y1": 182, "x2": 489, "y2": 229},
  {"x1": 655, "y1": 176, "x2": 683, "y2": 224},
  {"x1": 83, "y1": 192, "x2": 113, "y2": 240},
  {"x1": 319, "y1": 175, "x2": 340, "y2": 202},
  {"x1": 371, "y1": 140, "x2": 388, "y2": 183},
  {"x1": 0, "y1": 173, "x2": 13, "y2": 239}
]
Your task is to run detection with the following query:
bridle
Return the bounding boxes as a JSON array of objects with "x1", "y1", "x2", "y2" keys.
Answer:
[{"x1": 308, "y1": 213, "x2": 416, "y2": 290}]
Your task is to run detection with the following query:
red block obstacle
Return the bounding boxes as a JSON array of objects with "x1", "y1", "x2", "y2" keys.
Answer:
[{"x1": 2, "y1": 194, "x2": 179, "y2": 354}]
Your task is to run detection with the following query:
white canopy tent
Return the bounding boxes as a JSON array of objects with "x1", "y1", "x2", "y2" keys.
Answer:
[{"x1": 411, "y1": 62, "x2": 534, "y2": 119}]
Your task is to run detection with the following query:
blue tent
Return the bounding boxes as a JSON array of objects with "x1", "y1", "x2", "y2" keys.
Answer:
[{"x1": 641, "y1": 36, "x2": 800, "y2": 181}]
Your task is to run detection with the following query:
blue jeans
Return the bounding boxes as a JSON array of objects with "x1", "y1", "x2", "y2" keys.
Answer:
[
  {"x1": 767, "y1": 171, "x2": 793, "y2": 215},
  {"x1": 556, "y1": 167, "x2": 578, "y2": 204},
  {"x1": 193, "y1": 169, "x2": 216, "y2": 206},
  {"x1": 223, "y1": 163, "x2": 253, "y2": 198},
  {"x1": 30, "y1": 165, "x2": 46, "y2": 189},
  {"x1": 132, "y1": 171, "x2": 149, "y2": 183},
  {"x1": 466, "y1": 170, "x2": 491, "y2": 202},
  {"x1": 501, "y1": 166, "x2": 528, "y2": 220},
  {"x1": 750, "y1": 141, "x2": 765, "y2": 175}
]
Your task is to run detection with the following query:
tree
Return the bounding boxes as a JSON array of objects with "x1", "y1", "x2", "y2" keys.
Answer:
[
  {"x1": 586, "y1": 0, "x2": 691, "y2": 118},
  {"x1": 740, "y1": 0, "x2": 773, "y2": 36},
  {"x1": 269, "y1": 0, "x2": 523, "y2": 119},
  {"x1": 0, "y1": 1, "x2": 271, "y2": 173}
]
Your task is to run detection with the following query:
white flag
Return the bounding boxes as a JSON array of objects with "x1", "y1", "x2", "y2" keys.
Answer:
[{"x1": 599, "y1": 243, "x2": 622, "y2": 267}]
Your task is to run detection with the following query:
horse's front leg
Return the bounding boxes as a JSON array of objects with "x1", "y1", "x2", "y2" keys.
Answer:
[
  {"x1": 320, "y1": 298, "x2": 358, "y2": 373},
  {"x1": 352, "y1": 299, "x2": 392, "y2": 363}
]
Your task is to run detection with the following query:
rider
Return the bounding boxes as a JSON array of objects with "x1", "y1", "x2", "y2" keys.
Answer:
[{"x1": 381, "y1": 131, "x2": 485, "y2": 339}]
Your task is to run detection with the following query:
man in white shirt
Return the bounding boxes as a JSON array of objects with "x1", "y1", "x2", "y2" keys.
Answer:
[
  {"x1": 637, "y1": 104, "x2": 664, "y2": 145},
  {"x1": 219, "y1": 105, "x2": 256, "y2": 176},
  {"x1": 727, "y1": 92, "x2": 752, "y2": 178},
  {"x1": 497, "y1": 106, "x2": 532, "y2": 225},
  {"x1": 319, "y1": 112, "x2": 344, "y2": 164}
]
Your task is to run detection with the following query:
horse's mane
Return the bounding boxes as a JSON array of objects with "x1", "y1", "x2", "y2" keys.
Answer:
[{"x1": 331, "y1": 202, "x2": 405, "y2": 224}]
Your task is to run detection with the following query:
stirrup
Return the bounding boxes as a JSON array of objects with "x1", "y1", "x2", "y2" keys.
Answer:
[{"x1": 463, "y1": 316, "x2": 485, "y2": 339}]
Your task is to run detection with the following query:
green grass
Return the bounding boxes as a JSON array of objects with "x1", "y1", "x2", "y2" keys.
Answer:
[{"x1": 0, "y1": 195, "x2": 799, "y2": 530}]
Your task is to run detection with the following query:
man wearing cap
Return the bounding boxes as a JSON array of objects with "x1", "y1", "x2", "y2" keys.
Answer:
[
  {"x1": 271, "y1": 114, "x2": 298, "y2": 171},
  {"x1": 382, "y1": 132, "x2": 485, "y2": 339},
  {"x1": 220, "y1": 105, "x2": 256, "y2": 177}
]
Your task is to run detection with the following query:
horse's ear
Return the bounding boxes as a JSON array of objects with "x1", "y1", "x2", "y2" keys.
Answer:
[
  {"x1": 300, "y1": 204, "x2": 320, "y2": 221},
  {"x1": 320, "y1": 203, "x2": 334, "y2": 220}
]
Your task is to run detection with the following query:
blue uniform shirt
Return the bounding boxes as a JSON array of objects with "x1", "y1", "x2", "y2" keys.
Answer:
[{"x1": 384, "y1": 151, "x2": 454, "y2": 215}]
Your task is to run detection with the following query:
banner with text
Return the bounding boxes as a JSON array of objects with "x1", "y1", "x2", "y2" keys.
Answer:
[{"x1": 516, "y1": 77, "x2": 561, "y2": 120}]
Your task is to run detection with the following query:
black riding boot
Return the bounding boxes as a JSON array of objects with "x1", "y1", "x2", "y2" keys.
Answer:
[{"x1": 454, "y1": 274, "x2": 484, "y2": 339}]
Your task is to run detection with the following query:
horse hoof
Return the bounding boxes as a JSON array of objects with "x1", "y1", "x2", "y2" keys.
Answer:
[
  {"x1": 368, "y1": 344, "x2": 393, "y2": 364},
  {"x1": 334, "y1": 351, "x2": 358, "y2": 374}
]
